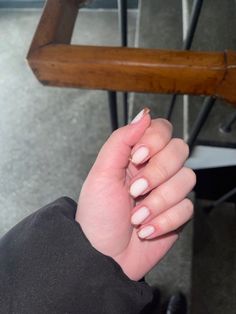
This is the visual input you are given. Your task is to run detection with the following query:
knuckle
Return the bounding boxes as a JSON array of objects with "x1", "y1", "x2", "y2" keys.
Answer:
[
  {"x1": 111, "y1": 128, "x2": 121, "y2": 139},
  {"x1": 155, "y1": 189, "x2": 169, "y2": 210},
  {"x1": 158, "y1": 118, "x2": 173, "y2": 131},
  {"x1": 182, "y1": 167, "x2": 197, "y2": 187},
  {"x1": 152, "y1": 118, "x2": 173, "y2": 139},
  {"x1": 172, "y1": 138, "x2": 190, "y2": 157},
  {"x1": 156, "y1": 163, "x2": 169, "y2": 182},
  {"x1": 158, "y1": 119, "x2": 173, "y2": 137},
  {"x1": 109, "y1": 130, "x2": 118, "y2": 143},
  {"x1": 110, "y1": 127, "x2": 126, "y2": 145},
  {"x1": 157, "y1": 136, "x2": 167, "y2": 150},
  {"x1": 184, "y1": 198, "x2": 194, "y2": 217},
  {"x1": 159, "y1": 213, "x2": 175, "y2": 231}
]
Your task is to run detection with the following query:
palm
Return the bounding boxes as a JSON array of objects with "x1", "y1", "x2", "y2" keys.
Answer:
[
  {"x1": 77, "y1": 164, "x2": 136, "y2": 257},
  {"x1": 77, "y1": 161, "x2": 175, "y2": 281}
]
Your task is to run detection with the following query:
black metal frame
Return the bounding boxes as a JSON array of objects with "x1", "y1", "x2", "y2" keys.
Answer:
[
  {"x1": 108, "y1": 91, "x2": 119, "y2": 130},
  {"x1": 118, "y1": 0, "x2": 129, "y2": 125},
  {"x1": 187, "y1": 97, "x2": 216, "y2": 153},
  {"x1": 118, "y1": 0, "x2": 128, "y2": 47},
  {"x1": 219, "y1": 111, "x2": 236, "y2": 133},
  {"x1": 107, "y1": 89, "x2": 118, "y2": 130},
  {"x1": 204, "y1": 187, "x2": 236, "y2": 213},
  {"x1": 108, "y1": 0, "x2": 128, "y2": 131}
]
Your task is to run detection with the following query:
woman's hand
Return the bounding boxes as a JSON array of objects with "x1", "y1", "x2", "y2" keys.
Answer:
[{"x1": 76, "y1": 109, "x2": 196, "y2": 281}]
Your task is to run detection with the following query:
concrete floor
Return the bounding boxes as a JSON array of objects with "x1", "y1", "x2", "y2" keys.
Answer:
[
  {"x1": 0, "y1": 9, "x2": 137, "y2": 235},
  {"x1": 192, "y1": 200, "x2": 236, "y2": 314}
]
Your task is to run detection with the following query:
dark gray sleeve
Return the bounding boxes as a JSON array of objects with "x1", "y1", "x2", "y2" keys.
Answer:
[{"x1": 0, "y1": 197, "x2": 153, "y2": 314}]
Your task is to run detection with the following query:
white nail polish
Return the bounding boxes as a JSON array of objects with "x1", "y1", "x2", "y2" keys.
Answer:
[
  {"x1": 131, "y1": 146, "x2": 149, "y2": 164},
  {"x1": 130, "y1": 108, "x2": 150, "y2": 124},
  {"x1": 131, "y1": 207, "x2": 150, "y2": 225},
  {"x1": 130, "y1": 178, "x2": 148, "y2": 197},
  {"x1": 138, "y1": 226, "x2": 155, "y2": 239}
]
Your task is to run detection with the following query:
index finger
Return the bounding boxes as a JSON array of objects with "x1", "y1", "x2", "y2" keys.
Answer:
[{"x1": 130, "y1": 118, "x2": 173, "y2": 165}]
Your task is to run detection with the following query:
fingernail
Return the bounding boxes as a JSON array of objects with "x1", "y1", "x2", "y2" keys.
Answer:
[
  {"x1": 130, "y1": 178, "x2": 148, "y2": 197},
  {"x1": 131, "y1": 146, "x2": 149, "y2": 164},
  {"x1": 131, "y1": 207, "x2": 150, "y2": 225},
  {"x1": 138, "y1": 225, "x2": 155, "y2": 239},
  {"x1": 130, "y1": 107, "x2": 150, "y2": 124}
]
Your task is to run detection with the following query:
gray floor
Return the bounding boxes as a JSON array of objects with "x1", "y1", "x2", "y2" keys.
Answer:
[
  {"x1": 192, "y1": 200, "x2": 236, "y2": 314},
  {"x1": 0, "y1": 9, "x2": 137, "y2": 235}
]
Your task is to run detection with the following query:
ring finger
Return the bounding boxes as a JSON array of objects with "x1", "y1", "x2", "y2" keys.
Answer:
[
  {"x1": 130, "y1": 167, "x2": 196, "y2": 226},
  {"x1": 137, "y1": 198, "x2": 194, "y2": 239}
]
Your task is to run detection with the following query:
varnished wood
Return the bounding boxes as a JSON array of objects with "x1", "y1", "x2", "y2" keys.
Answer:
[
  {"x1": 217, "y1": 51, "x2": 236, "y2": 105},
  {"x1": 27, "y1": 0, "x2": 85, "y2": 54},
  {"x1": 27, "y1": 0, "x2": 236, "y2": 107}
]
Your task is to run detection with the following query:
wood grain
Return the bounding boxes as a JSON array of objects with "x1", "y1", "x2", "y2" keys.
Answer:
[
  {"x1": 27, "y1": 0, "x2": 83, "y2": 54},
  {"x1": 27, "y1": 0, "x2": 236, "y2": 107}
]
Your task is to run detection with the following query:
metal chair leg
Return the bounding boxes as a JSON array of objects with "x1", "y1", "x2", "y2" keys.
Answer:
[
  {"x1": 219, "y1": 111, "x2": 236, "y2": 133},
  {"x1": 118, "y1": 0, "x2": 127, "y2": 46},
  {"x1": 122, "y1": 92, "x2": 128, "y2": 125},
  {"x1": 183, "y1": 0, "x2": 204, "y2": 50},
  {"x1": 204, "y1": 187, "x2": 236, "y2": 213},
  {"x1": 187, "y1": 96, "x2": 216, "y2": 153},
  {"x1": 108, "y1": 91, "x2": 119, "y2": 131},
  {"x1": 166, "y1": 94, "x2": 177, "y2": 121},
  {"x1": 118, "y1": 0, "x2": 128, "y2": 125},
  {"x1": 166, "y1": 0, "x2": 204, "y2": 121}
]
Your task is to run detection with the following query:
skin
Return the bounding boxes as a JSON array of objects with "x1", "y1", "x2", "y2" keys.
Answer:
[{"x1": 76, "y1": 111, "x2": 196, "y2": 281}]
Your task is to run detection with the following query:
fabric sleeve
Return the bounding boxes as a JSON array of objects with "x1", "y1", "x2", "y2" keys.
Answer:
[{"x1": 0, "y1": 197, "x2": 153, "y2": 314}]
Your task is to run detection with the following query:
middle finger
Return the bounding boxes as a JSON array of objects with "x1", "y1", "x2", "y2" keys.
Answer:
[{"x1": 129, "y1": 138, "x2": 189, "y2": 198}]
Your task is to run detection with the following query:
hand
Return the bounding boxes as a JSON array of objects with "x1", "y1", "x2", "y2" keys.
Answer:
[{"x1": 76, "y1": 109, "x2": 196, "y2": 281}]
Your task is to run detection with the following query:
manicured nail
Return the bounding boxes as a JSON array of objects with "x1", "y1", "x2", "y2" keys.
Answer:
[
  {"x1": 138, "y1": 225, "x2": 155, "y2": 239},
  {"x1": 131, "y1": 207, "x2": 150, "y2": 225},
  {"x1": 130, "y1": 178, "x2": 148, "y2": 197},
  {"x1": 131, "y1": 146, "x2": 149, "y2": 164},
  {"x1": 130, "y1": 107, "x2": 150, "y2": 124}
]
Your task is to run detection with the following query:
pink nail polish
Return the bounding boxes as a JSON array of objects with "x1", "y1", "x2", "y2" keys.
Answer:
[
  {"x1": 130, "y1": 178, "x2": 148, "y2": 197},
  {"x1": 130, "y1": 108, "x2": 150, "y2": 124},
  {"x1": 131, "y1": 146, "x2": 149, "y2": 164},
  {"x1": 131, "y1": 207, "x2": 150, "y2": 225},
  {"x1": 138, "y1": 225, "x2": 155, "y2": 239}
]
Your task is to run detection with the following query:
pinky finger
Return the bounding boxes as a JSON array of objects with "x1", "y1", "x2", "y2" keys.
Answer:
[{"x1": 137, "y1": 198, "x2": 194, "y2": 240}]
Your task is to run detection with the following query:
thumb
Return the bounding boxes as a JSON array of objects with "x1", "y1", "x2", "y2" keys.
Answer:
[{"x1": 93, "y1": 108, "x2": 151, "y2": 173}]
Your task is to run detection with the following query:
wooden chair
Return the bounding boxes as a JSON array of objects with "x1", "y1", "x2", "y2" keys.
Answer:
[
  {"x1": 27, "y1": 0, "x2": 236, "y2": 217},
  {"x1": 27, "y1": 0, "x2": 236, "y2": 105},
  {"x1": 27, "y1": 0, "x2": 236, "y2": 155}
]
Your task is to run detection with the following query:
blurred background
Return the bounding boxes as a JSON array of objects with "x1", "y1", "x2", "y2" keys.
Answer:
[{"x1": 0, "y1": 0, "x2": 235, "y2": 313}]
